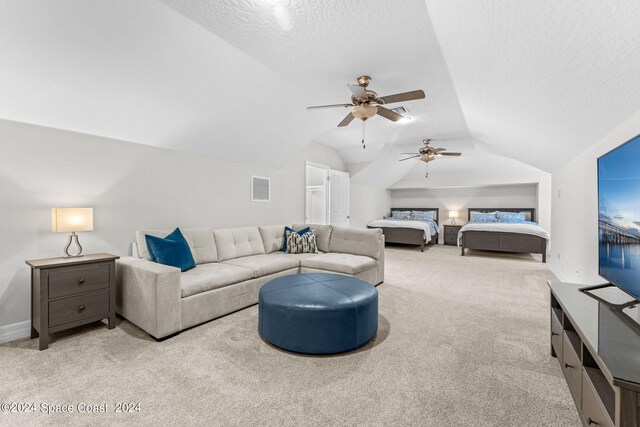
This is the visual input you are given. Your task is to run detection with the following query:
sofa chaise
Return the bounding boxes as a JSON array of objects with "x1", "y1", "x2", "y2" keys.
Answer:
[{"x1": 116, "y1": 224, "x2": 384, "y2": 339}]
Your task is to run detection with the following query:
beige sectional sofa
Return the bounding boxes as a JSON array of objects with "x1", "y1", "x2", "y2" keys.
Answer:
[{"x1": 116, "y1": 224, "x2": 384, "y2": 339}]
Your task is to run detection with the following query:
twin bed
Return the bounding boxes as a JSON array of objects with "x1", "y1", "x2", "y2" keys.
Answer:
[{"x1": 367, "y1": 207, "x2": 549, "y2": 262}]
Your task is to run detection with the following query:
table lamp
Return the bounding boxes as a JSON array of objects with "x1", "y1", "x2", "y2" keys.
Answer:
[
  {"x1": 449, "y1": 210, "x2": 459, "y2": 225},
  {"x1": 51, "y1": 208, "x2": 93, "y2": 257}
]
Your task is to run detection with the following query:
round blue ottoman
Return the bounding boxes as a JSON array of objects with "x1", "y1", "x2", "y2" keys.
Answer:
[{"x1": 258, "y1": 273, "x2": 378, "y2": 354}]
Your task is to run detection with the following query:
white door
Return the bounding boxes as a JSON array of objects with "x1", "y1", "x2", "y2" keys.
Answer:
[{"x1": 330, "y1": 169, "x2": 350, "y2": 227}]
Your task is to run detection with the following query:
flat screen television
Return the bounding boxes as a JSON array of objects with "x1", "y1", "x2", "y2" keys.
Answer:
[{"x1": 598, "y1": 134, "x2": 640, "y2": 301}]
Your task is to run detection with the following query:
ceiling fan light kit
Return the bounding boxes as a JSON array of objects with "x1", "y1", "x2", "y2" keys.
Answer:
[{"x1": 307, "y1": 76, "x2": 426, "y2": 148}]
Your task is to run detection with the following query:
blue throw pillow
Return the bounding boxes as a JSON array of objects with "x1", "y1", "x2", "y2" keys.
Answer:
[
  {"x1": 410, "y1": 210, "x2": 434, "y2": 221},
  {"x1": 470, "y1": 212, "x2": 497, "y2": 223},
  {"x1": 145, "y1": 228, "x2": 196, "y2": 272},
  {"x1": 282, "y1": 226, "x2": 311, "y2": 252},
  {"x1": 496, "y1": 211, "x2": 526, "y2": 223},
  {"x1": 391, "y1": 210, "x2": 411, "y2": 220}
]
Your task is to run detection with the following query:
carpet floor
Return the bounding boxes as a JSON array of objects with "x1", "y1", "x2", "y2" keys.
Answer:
[{"x1": 1, "y1": 245, "x2": 580, "y2": 426}]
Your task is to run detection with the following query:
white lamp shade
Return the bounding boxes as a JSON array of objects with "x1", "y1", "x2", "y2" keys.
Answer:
[
  {"x1": 449, "y1": 210, "x2": 459, "y2": 218},
  {"x1": 51, "y1": 208, "x2": 93, "y2": 233}
]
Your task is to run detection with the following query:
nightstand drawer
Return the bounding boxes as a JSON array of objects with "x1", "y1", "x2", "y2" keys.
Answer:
[
  {"x1": 444, "y1": 234, "x2": 458, "y2": 245},
  {"x1": 49, "y1": 263, "x2": 110, "y2": 298},
  {"x1": 49, "y1": 290, "x2": 109, "y2": 327}
]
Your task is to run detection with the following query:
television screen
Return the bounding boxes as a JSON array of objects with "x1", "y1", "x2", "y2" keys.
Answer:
[{"x1": 598, "y1": 134, "x2": 640, "y2": 301}]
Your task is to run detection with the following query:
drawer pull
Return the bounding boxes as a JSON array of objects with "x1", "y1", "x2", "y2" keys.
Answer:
[
  {"x1": 78, "y1": 305, "x2": 86, "y2": 313},
  {"x1": 586, "y1": 417, "x2": 598, "y2": 425},
  {"x1": 564, "y1": 362, "x2": 574, "y2": 369},
  {"x1": 78, "y1": 278, "x2": 86, "y2": 285}
]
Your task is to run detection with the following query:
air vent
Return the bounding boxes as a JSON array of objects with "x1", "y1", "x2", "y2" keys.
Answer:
[
  {"x1": 390, "y1": 106, "x2": 408, "y2": 114},
  {"x1": 251, "y1": 176, "x2": 270, "y2": 202}
]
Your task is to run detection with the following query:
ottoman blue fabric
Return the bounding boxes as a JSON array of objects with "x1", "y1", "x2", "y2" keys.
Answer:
[{"x1": 258, "y1": 273, "x2": 378, "y2": 354}]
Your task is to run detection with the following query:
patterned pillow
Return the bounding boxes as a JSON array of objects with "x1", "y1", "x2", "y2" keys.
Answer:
[
  {"x1": 496, "y1": 211, "x2": 526, "y2": 223},
  {"x1": 470, "y1": 212, "x2": 497, "y2": 223},
  {"x1": 286, "y1": 230, "x2": 318, "y2": 254},
  {"x1": 410, "y1": 210, "x2": 434, "y2": 221},
  {"x1": 391, "y1": 210, "x2": 412, "y2": 220}
]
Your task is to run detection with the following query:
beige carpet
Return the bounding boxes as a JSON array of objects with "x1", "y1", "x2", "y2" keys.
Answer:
[{"x1": 1, "y1": 245, "x2": 579, "y2": 426}]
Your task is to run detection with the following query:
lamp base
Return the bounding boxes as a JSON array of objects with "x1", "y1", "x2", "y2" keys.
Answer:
[
  {"x1": 64, "y1": 232, "x2": 84, "y2": 257},
  {"x1": 451, "y1": 218, "x2": 457, "y2": 225}
]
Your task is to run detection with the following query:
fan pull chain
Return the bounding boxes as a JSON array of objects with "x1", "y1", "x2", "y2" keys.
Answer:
[
  {"x1": 425, "y1": 162, "x2": 429, "y2": 179},
  {"x1": 361, "y1": 120, "x2": 366, "y2": 149}
]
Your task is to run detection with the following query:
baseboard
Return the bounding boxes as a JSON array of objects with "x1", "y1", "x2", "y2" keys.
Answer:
[
  {"x1": 0, "y1": 320, "x2": 31, "y2": 345},
  {"x1": 549, "y1": 265, "x2": 567, "y2": 282}
]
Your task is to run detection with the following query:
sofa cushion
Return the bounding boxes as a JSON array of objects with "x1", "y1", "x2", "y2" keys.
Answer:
[
  {"x1": 301, "y1": 253, "x2": 376, "y2": 275},
  {"x1": 181, "y1": 263, "x2": 254, "y2": 298},
  {"x1": 214, "y1": 227, "x2": 266, "y2": 261},
  {"x1": 258, "y1": 225, "x2": 290, "y2": 253},
  {"x1": 292, "y1": 224, "x2": 332, "y2": 252},
  {"x1": 136, "y1": 228, "x2": 217, "y2": 264},
  {"x1": 222, "y1": 254, "x2": 299, "y2": 278},
  {"x1": 329, "y1": 226, "x2": 383, "y2": 259},
  {"x1": 269, "y1": 251, "x2": 324, "y2": 261}
]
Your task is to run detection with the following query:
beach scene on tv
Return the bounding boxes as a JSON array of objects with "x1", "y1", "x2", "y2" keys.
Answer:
[{"x1": 598, "y1": 134, "x2": 640, "y2": 300}]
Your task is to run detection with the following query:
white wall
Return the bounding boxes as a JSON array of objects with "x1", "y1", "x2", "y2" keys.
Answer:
[
  {"x1": 390, "y1": 184, "x2": 538, "y2": 243},
  {"x1": 349, "y1": 184, "x2": 391, "y2": 228},
  {"x1": 551, "y1": 110, "x2": 640, "y2": 284},
  {"x1": 0, "y1": 119, "x2": 346, "y2": 329}
]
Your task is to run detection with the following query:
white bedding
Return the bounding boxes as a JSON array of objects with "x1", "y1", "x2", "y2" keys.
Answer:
[
  {"x1": 367, "y1": 219, "x2": 436, "y2": 242},
  {"x1": 458, "y1": 222, "x2": 550, "y2": 246}
]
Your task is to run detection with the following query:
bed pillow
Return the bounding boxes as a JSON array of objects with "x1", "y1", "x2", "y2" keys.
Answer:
[
  {"x1": 496, "y1": 211, "x2": 527, "y2": 223},
  {"x1": 470, "y1": 212, "x2": 497, "y2": 223},
  {"x1": 410, "y1": 210, "x2": 434, "y2": 221},
  {"x1": 285, "y1": 229, "x2": 318, "y2": 254},
  {"x1": 391, "y1": 210, "x2": 412, "y2": 220},
  {"x1": 282, "y1": 226, "x2": 310, "y2": 252},
  {"x1": 145, "y1": 228, "x2": 196, "y2": 272}
]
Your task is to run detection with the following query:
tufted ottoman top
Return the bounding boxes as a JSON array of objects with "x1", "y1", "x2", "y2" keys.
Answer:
[{"x1": 258, "y1": 273, "x2": 378, "y2": 354}]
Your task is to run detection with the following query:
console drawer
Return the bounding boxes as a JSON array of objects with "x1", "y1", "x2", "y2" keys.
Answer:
[
  {"x1": 551, "y1": 307, "x2": 563, "y2": 360},
  {"x1": 49, "y1": 263, "x2": 110, "y2": 298},
  {"x1": 581, "y1": 368, "x2": 614, "y2": 427},
  {"x1": 49, "y1": 290, "x2": 109, "y2": 327},
  {"x1": 562, "y1": 331, "x2": 582, "y2": 404}
]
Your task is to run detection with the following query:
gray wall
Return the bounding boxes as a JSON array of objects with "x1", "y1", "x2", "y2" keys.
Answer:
[
  {"x1": 390, "y1": 184, "x2": 538, "y2": 243},
  {"x1": 0, "y1": 119, "x2": 348, "y2": 328}
]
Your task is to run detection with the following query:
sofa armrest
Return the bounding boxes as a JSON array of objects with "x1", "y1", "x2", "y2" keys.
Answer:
[{"x1": 116, "y1": 257, "x2": 182, "y2": 339}]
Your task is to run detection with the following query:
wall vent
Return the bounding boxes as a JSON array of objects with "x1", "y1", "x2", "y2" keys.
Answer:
[
  {"x1": 390, "y1": 106, "x2": 408, "y2": 114},
  {"x1": 251, "y1": 176, "x2": 270, "y2": 202}
]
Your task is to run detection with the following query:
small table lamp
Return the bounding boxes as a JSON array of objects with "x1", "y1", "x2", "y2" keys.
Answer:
[
  {"x1": 51, "y1": 208, "x2": 93, "y2": 257},
  {"x1": 449, "y1": 210, "x2": 459, "y2": 225}
]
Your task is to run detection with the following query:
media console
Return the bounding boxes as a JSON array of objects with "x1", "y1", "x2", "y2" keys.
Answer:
[{"x1": 549, "y1": 280, "x2": 640, "y2": 426}]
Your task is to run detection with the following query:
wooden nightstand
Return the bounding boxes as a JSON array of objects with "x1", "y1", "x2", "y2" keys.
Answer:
[
  {"x1": 443, "y1": 225, "x2": 462, "y2": 246},
  {"x1": 25, "y1": 253, "x2": 119, "y2": 350}
]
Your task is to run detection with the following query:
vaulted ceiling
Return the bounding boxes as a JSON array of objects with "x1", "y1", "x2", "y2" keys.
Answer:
[{"x1": 1, "y1": 0, "x2": 639, "y2": 188}]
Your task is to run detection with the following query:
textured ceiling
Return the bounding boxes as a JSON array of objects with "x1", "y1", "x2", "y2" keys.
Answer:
[{"x1": 1, "y1": 1, "x2": 639, "y2": 186}]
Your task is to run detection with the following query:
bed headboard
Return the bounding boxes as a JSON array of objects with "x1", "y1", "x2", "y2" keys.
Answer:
[
  {"x1": 467, "y1": 208, "x2": 535, "y2": 222},
  {"x1": 390, "y1": 208, "x2": 440, "y2": 225}
]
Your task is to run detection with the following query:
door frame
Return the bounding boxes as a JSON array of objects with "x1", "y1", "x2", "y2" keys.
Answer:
[{"x1": 305, "y1": 161, "x2": 330, "y2": 224}]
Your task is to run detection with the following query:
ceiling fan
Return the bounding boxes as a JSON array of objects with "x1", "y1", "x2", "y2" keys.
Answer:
[
  {"x1": 399, "y1": 139, "x2": 462, "y2": 178},
  {"x1": 307, "y1": 76, "x2": 425, "y2": 148}
]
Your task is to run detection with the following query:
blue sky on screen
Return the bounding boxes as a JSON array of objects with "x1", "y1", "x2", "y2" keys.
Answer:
[{"x1": 599, "y1": 135, "x2": 640, "y2": 221}]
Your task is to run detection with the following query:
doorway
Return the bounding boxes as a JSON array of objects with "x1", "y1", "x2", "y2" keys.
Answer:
[{"x1": 305, "y1": 162, "x2": 351, "y2": 226}]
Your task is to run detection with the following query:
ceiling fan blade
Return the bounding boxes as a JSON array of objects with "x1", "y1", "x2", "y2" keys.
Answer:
[
  {"x1": 307, "y1": 103, "x2": 354, "y2": 110},
  {"x1": 399, "y1": 155, "x2": 420, "y2": 161},
  {"x1": 348, "y1": 84, "x2": 367, "y2": 99},
  {"x1": 379, "y1": 90, "x2": 425, "y2": 104},
  {"x1": 432, "y1": 147, "x2": 447, "y2": 153},
  {"x1": 437, "y1": 152, "x2": 462, "y2": 156},
  {"x1": 400, "y1": 152, "x2": 420, "y2": 155},
  {"x1": 337, "y1": 113, "x2": 355, "y2": 127},
  {"x1": 376, "y1": 106, "x2": 405, "y2": 122}
]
